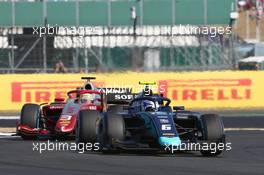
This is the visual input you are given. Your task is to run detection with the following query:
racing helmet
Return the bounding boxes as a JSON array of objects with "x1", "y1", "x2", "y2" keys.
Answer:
[
  {"x1": 142, "y1": 85, "x2": 153, "y2": 96},
  {"x1": 142, "y1": 100, "x2": 158, "y2": 111},
  {"x1": 80, "y1": 93, "x2": 94, "y2": 103}
]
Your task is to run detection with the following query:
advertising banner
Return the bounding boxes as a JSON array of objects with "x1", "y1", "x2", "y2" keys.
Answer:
[{"x1": 0, "y1": 71, "x2": 263, "y2": 111}]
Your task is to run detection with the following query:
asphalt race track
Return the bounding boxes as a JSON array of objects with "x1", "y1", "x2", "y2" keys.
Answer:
[{"x1": 0, "y1": 116, "x2": 264, "y2": 175}]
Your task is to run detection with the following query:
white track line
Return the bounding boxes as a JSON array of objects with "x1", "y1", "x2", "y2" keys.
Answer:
[
  {"x1": 0, "y1": 132, "x2": 17, "y2": 139},
  {"x1": 225, "y1": 128, "x2": 264, "y2": 131},
  {"x1": 2, "y1": 129, "x2": 263, "y2": 133},
  {"x1": 0, "y1": 116, "x2": 19, "y2": 120},
  {"x1": 220, "y1": 114, "x2": 264, "y2": 117},
  {"x1": 1, "y1": 115, "x2": 264, "y2": 119},
  {"x1": 0, "y1": 133, "x2": 15, "y2": 136},
  {"x1": 0, "y1": 128, "x2": 264, "y2": 139}
]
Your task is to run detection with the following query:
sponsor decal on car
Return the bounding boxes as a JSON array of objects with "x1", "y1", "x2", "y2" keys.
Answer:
[
  {"x1": 161, "y1": 124, "x2": 172, "y2": 131},
  {"x1": 114, "y1": 94, "x2": 134, "y2": 100},
  {"x1": 98, "y1": 88, "x2": 132, "y2": 94},
  {"x1": 87, "y1": 106, "x2": 97, "y2": 110},
  {"x1": 162, "y1": 133, "x2": 175, "y2": 136},
  {"x1": 159, "y1": 119, "x2": 169, "y2": 123},
  {"x1": 157, "y1": 115, "x2": 168, "y2": 119},
  {"x1": 175, "y1": 115, "x2": 189, "y2": 119}
]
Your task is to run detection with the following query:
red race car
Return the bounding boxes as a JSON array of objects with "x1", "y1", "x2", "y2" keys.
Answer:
[{"x1": 16, "y1": 77, "x2": 106, "y2": 139}]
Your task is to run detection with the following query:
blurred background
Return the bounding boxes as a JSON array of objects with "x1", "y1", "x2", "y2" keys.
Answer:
[{"x1": 0, "y1": 0, "x2": 263, "y2": 74}]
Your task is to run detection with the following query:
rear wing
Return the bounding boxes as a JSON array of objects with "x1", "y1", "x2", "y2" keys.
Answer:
[{"x1": 98, "y1": 88, "x2": 136, "y2": 104}]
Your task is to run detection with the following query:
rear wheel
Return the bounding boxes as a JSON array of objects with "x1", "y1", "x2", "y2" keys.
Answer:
[
  {"x1": 20, "y1": 104, "x2": 40, "y2": 139},
  {"x1": 200, "y1": 114, "x2": 225, "y2": 157},
  {"x1": 76, "y1": 110, "x2": 101, "y2": 144}
]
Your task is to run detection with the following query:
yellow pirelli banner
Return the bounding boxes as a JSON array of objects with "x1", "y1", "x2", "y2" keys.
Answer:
[{"x1": 0, "y1": 71, "x2": 264, "y2": 111}]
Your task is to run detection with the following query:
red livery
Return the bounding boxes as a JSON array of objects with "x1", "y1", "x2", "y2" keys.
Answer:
[{"x1": 16, "y1": 77, "x2": 106, "y2": 139}]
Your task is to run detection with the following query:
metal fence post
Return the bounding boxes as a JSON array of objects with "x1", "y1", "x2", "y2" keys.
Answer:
[
  {"x1": 203, "y1": 0, "x2": 208, "y2": 25},
  {"x1": 170, "y1": 0, "x2": 176, "y2": 68},
  {"x1": 11, "y1": 0, "x2": 15, "y2": 73},
  {"x1": 43, "y1": 0, "x2": 47, "y2": 73},
  {"x1": 140, "y1": 0, "x2": 143, "y2": 26},
  {"x1": 107, "y1": 0, "x2": 112, "y2": 70},
  {"x1": 201, "y1": 0, "x2": 208, "y2": 65},
  {"x1": 75, "y1": 0, "x2": 80, "y2": 73}
]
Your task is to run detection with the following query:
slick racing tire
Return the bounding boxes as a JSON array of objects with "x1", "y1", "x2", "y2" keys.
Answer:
[
  {"x1": 20, "y1": 103, "x2": 40, "y2": 140},
  {"x1": 105, "y1": 113, "x2": 125, "y2": 142},
  {"x1": 107, "y1": 105, "x2": 123, "y2": 113},
  {"x1": 99, "y1": 113, "x2": 125, "y2": 153},
  {"x1": 200, "y1": 114, "x2": 225, "y2": 157},
  {"x1": 76, "y1": 110, "x2": 101, "y2": 144}
]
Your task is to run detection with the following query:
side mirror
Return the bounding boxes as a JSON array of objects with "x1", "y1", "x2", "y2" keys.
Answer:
[{"x1": 173, "y1": 106, "x2": 185, "y2": 111}]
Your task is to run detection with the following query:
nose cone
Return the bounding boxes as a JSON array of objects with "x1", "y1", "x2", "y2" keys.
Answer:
[
  {"x1": 159, "y1": 136, "x2": 181, "y2": 147},
  {"x1": 55, "y1": 115, "x2": 76, "y2": 133}
]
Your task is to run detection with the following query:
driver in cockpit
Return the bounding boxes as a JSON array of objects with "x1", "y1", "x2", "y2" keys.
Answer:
[
  {"x1": 80, "y1": 82, "x2": 101, "y2": 105},
  {"x1": 140, "y1": 85, "x2": 160, "y2": 111}
]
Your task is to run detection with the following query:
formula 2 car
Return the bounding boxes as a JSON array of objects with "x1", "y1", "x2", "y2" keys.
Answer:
[
  {"x1": 76, "y1": 83, "x2": 226, "y2": 156},
  {"x1": 17, "y1": 77, "x2": 132, "y2": 139},
  {"x1": 16, "y1": 77, "x2": 107, "y2": 139}
]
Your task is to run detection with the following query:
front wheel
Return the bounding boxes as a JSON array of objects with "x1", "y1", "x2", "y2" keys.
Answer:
[
  {"x1": 20, "y1": 103, "x2": 40, "y2": 139},
  {"x1": 200, "y1": 114, "x2": 225, "y2": 157},
  {"x1": 98, "y1": 113, "x2": 125, "y2": 152}
]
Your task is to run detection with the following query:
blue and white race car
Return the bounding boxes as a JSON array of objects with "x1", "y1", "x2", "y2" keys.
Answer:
[{"x1": 76, "y1": 83, "x2": 226, "y2": 156}]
